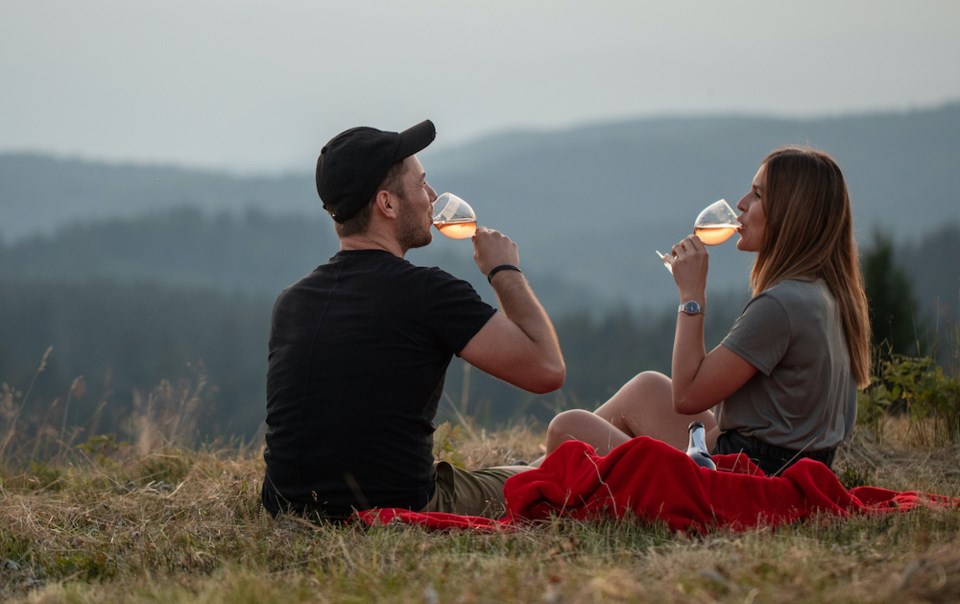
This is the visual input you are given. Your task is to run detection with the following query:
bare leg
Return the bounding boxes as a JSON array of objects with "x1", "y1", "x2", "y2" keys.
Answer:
[
  {"x1": 543, "y1": 409, "x2": 633, "y2": 458},
  {"x1": 595, "y1": 371, "x2": 716, "y2": 450},
  {"x1": 543, "y1": 371, "x2": 717, "y2": 457}
]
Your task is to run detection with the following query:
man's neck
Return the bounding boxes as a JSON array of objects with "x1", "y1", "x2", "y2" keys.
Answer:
[{"x1": 339, "y1": 232, "x2": 405, "y2": 257}]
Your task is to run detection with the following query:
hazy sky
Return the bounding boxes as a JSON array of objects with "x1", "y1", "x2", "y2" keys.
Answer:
[{"x1": 2, "y1": 0, "x2": 959, "y2": 173}]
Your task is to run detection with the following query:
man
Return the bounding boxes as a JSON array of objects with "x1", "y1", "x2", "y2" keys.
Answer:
[{"x1": 261, "y1": 119, "x2": 565, "y2": 520}]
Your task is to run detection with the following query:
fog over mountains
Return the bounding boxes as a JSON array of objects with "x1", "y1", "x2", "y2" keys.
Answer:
[{"x1": 2, "y1": 102, "x2": 958, "y2": 312}]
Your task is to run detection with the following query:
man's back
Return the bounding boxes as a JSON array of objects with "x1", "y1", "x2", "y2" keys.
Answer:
[
  {"x1": 263, "y1": 249, "x2": 495, "y2": 517},
  {"x1": 263, "y1": 118, "x2": 563, "y2": 519}
]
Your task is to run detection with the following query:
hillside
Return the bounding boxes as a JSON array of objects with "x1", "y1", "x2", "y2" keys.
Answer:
[
  {"x1": 2, "y1": 416, "x2": 960, "y2": 602},
  {"x1": 2, "y1": 103, "x2": 958, "y2": 309},
  {"x1": 1, "y1": 106, "x2": 957, "y2": 440}
]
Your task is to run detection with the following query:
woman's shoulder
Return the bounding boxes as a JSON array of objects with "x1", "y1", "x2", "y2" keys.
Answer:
[
  {"x1": 758, "y1": 278, "x2": 832, "y2": 313},
  {"x1": 762, "y1": 278, "x2": 827, "y2": 298}
]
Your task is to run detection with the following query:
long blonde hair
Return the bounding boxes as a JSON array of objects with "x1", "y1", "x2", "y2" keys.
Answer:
[{"x1": 750, "y1": 147, "x2": 872, "y2": 387}]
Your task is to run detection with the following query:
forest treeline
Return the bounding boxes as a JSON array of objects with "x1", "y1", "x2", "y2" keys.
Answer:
[
  {"x1": 0, "y1": 277, "x2": 747, "y2": 441},
  {"x1": 0, "y1": 208, "x2": 955, "y2": 442}
]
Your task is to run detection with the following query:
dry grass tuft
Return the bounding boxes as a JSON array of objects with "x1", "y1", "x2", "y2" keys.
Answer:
[{"x1": 836, "y1": 417, "x2": 960, "y2": 493}]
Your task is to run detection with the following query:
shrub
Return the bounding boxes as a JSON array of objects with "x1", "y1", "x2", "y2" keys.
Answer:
[{"x1": 859, "y1": 354, "x2": 960, "y2": 445}]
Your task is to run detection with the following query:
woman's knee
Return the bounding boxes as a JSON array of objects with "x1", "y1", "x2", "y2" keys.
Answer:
[
  {"x1": 597, "y1": 371, "x2": 672, "y2": 421},
  {"x1": 546, "y1": 407, "x2": 632, "y2": 456},
  {"x1": 546, "y1": 409, "x2": 596, "y2": 443},
  {"x1": 624, "y1": 370, "x2": 671, "y2": 395}
]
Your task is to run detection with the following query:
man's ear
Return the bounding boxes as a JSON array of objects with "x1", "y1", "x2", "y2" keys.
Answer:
[{"x1": 373, "y1": 190, "x2": 399, "y2": 219}]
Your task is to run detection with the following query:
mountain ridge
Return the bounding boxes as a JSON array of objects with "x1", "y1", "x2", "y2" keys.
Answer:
[{"x1": 2, "y1": 103, "x2": 958, "y2": 309}]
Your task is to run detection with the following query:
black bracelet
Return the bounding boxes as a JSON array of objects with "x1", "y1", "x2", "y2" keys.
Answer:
[{"x1": 487, "y1": 264, "x2": 522, "y2": 283}]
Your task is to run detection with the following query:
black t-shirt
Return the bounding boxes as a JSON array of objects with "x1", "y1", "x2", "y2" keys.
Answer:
[{"x1": 263, "y1": 250, "x2": 496, "y2": 517}]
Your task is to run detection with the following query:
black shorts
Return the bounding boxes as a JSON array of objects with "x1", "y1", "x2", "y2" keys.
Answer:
[{"x1": 713, "y1": 430, "x2": 836, "y2": 476}]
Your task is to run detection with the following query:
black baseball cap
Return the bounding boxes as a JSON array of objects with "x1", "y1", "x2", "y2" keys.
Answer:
[{"x1": 316, "y1": 119, "x2": 436, "y2": 223}]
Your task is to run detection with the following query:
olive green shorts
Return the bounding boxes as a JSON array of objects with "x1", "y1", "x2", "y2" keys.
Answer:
[{"x1": 419, "y1": 461, "x2": 527, "y2": 519}]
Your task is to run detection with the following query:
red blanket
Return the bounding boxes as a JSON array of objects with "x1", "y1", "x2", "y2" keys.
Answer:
[{"x1": 356, "y1": 436, "x2": 958, "y2": 532}]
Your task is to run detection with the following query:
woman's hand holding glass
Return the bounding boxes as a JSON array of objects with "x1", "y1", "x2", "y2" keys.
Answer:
[{"x1": 668, "y1": 235, "x2": 710, "y2": 302}]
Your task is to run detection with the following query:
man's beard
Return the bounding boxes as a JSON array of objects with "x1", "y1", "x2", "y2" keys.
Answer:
[{"x1": 396, "y1": 197, "x2": 432, "y2": 252}]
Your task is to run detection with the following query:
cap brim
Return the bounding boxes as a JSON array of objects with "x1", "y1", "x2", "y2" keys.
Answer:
[{"x1": 396, "y1": 120, "x2": 436, "y2": 160}]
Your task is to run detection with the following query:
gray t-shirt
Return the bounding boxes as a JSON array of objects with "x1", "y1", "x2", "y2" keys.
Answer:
[{"x1": 717, "y1": 278, "x2": 856, "y2": 451}]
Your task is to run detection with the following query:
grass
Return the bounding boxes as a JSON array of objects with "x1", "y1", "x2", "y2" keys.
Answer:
[{"x1": 1, "y1": 414, "x2": 959, "y2": 603}]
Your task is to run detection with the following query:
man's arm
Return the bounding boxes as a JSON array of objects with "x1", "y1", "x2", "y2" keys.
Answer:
[{"x1": 458, "y1": 227, "x2": 565, "y2": 394}]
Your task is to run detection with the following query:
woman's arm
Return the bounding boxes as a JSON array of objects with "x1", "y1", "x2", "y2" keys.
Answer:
[
  {"x1": 672, "y1": 338, "x2": 757, "y2": 414},
  {"x1": 667, "y1": 235, "x2": 758, "y2": 414}
]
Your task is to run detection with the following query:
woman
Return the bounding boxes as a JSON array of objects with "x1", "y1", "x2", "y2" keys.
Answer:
[{"x1": 545, "y1": 146, "x2": 872, "y2": 475}]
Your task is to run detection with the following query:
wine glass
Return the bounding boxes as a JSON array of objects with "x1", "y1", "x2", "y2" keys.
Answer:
[
  {"x1": 656, "y1": 199, "x2": 739, "y2": 272},
  {"x1": 432, "y1": 192, "x2": 478, "y2": 240}
]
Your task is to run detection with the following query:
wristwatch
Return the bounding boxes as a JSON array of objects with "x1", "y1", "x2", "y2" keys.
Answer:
[{"x1": 678, "y1": 300, "x2": 704, "y2": 316}]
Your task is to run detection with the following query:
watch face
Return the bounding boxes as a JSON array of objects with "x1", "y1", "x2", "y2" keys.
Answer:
[{"x1": 681, "y1": 301, "x2": 702, "y2": 315}]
